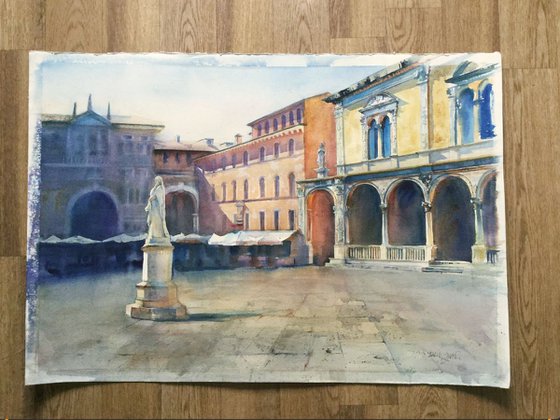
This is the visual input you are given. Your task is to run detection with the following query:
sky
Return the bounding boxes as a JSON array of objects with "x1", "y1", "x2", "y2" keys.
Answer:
[{"x1": 31, "y1": 53, "x2": 411, "y2": 143}]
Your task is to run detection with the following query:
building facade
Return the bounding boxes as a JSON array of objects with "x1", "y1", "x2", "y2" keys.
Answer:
[
  {"x1": 299, "y1": 55, "x2": 504, "y2": 266},
  {"x1": 195, "y1": 93, "x2": 336, "y2": 235},
  {"x1": 39, "y1": 96, "x2": 164, "y2": 239}
]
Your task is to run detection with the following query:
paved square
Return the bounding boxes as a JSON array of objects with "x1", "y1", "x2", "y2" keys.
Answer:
[{"x1": 27, "y1": 266, "x2": 509, "y2": 386}]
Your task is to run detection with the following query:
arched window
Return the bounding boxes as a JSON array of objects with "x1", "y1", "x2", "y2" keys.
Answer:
[
  {"x1": 289, "y1": 111, "x2": 294, "y2": 125},
  {"x1": 273, "y1": 118, "x2": 278, "y2": 131},
  {"x1": 288, "y1": 173, "x2": 296, "y2": 197},
  {"x1": 232, "y1": 181, "x2": 237, "y2": 201},
  {"x1": 163, "y1": 151, "x2": 169, "y2": 164},
  {"x1": 257, "y1": 124, "x2": 262, "y2": 137},
  {"x1": 296, "y1": 108, "x2": 302, "y2": 123},
  {"x1": 259, "y1": 146, "x2": 266, "y2": 162},
  {"x1": 243, "y1": 150, "x2": 249, "y2": 166},
  {"x1": 459, "y1": 88, "x2": 475, "y2": 144},
  {"x1": 288, "y1": 138, "x2": 295, "y2": 156},
  {"x1": 259, "y1": 177, "x2": 265, "y2": 198},
  {"x1": 368, "y1": 120, "x2": 379, "y2": 159},
  {"x1": 281, "y1": 115, "x2": 287, "y2": 128},
  {"x1": 381, "y1": 116, "x2": 391, "y2": 157},
  {"x1": 221, "y1": 183, "x2": 226, "y2": 202},
  {"x1": 244, "y1": 179, "x2": 249, "y2": 200},
  {"x1": 232, "y1": 154, "x2": 237, "y2": 168},
  {"x1": 478, "y1": 82, "x2": 495, "y2": 139},
  {"x1": 264, "y1": 120, "x2": 270, "y2": 134},
  {"x1": 175, "y1": 152, "x2": 180, "y2": 163},
  {"x1": 274, "y1": 175, "x2": 280, "y2": 198},
  {"x1": 221, "y1": 156, "x2": 227, "y2": 170},
  {"x1": 274, "y1": 142, "x2": 280, "y2": 158}
]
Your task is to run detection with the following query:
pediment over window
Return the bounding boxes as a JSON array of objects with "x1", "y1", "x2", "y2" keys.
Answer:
[{"x1": 360, "y1": 93, "x2": 399, "y2": 114}]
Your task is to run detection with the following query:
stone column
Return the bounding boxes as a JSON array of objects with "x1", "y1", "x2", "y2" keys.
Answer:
[
  {"x1": 334, "y1": 104, "x2": 346, "y2": 175},
  {"x1": 447, "y1": 87, "x2": 458, "y2": 146},
  {"x1": 422, "y1": 201, "x2": 436, "y2": 262},
  {"x1": 380, "y1": 202, "x2": 388, "y2": 260},
  {"x1": 418, "y1": 68, "x2": 429, "y2": 150},
  {"x1": 470, "y1": 197, "x2": 486, "y2": 263},
  {"x1": 360, "y1": 114, "x2": 369, "y2": 162},
  {"x1": 192, "y1": 212, "x2": 199, "y2": 233},
  {"x1": 331, "y1": 183, "x2": 347, "y2": 264}
]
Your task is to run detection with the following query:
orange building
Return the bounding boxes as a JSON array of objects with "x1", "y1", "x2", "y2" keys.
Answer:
[{"x1": 195, "y1": 93, "x2": 335, "y2": 235}]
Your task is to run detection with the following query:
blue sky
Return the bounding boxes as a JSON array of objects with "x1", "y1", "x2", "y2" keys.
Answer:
[{"x1": 32, "y1": 53, "x2": 410, "y2": 142}]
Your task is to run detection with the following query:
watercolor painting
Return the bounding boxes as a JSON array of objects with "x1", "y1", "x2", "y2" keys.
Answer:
[{"x1": 26, "y1": 52, "x2": 509, "y2": 387}]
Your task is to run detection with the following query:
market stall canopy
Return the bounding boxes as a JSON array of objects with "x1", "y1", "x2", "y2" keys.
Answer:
[{"x1": 208, "y1": 230, "x2": 298, "y2": 246}]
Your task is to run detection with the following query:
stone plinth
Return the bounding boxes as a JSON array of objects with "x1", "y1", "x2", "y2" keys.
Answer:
[{"x1": 126, "y1": 243, "x2": 188, "y2": 321}]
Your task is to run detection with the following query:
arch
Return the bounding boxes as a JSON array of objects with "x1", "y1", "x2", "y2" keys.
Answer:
[
  {"x1": 306, "y1": 189, "x2": 335, "y2": 266},
  {"x1": 221, "y1": 182, "x2": 226, "y2": 202},
  {"x1": 264, "y1": 120, "x2": 270, "y2": 134},
  {"x1": 368, "y1": 120, "x2": 379, "y2": 159},
  {"x1": 288, "y1": 173, "x2": 296, "y2": 197},
  {"x1": 387, "y1": 180, "x2": 425, "y2": 245},
  {"x1": 281, "y1": 114, "x2": 287, "y2": 128},
  {"x1": 232, "y1": 154, "x2": 237, "y2": 168},
  {"x1": 432, "y1": 176, "x2": 475, "y2": 261},
  {"x1": 232, "y1": 180, "x2": 237, "y2": 201},
  {"x1": 288, "y1": 138, "x2": 295, "y2": 156},
  {"x1": 243, "y1": 179, "x2": 249, "y2": 200},
  {"x1": 259, "y1": 146, "x2": 266, "y2": 162},
  {"x1": 289, "y1": 111, "x2": 294, "y2": 125},
  {"x1": 296, "y1": 108, "x2": 302, "y2": 123},
  {"x1": 347, "y1": 184, "x2": 382, "y2": 245},
  {"x1": 273, "y1": 118, "x2": 278, "y2": 131},
  {"x1": 274, "y1": 142, "x2": 280, "y2": 158},
  {"x1": 243, "y1": 150, "x2": 249, "y2": 165},
  {"x1": 384, "y1": 177, "x2": 427, "y2": 204},
  {"x1": 221, "y1": 156, "x2": 227, "y2": 170},
  {"x1": 259, "y1": 176, "x2": 265, "y2": 198},
  {"x1": 381, "y1": 115, "x2": 391, "y2": 157},
  {"x1": 480, "y1": 172, "x2": 498, "y2": 248},
  {"x1": 69, "y1": 191, "x2": 119, "y2": 240},
  {"x1": 459, "y1": 88, "x2": 475, "y2": 144},
  {"x1": 429, "y1": 173, "x2": 474, "y2": 202},
  {"x1": 165, "y1": 191, "x2": 196, "y2": 235},
  {"x1": 478, "y1": 80, "x2": 495, "y2": 139},
  {"x1": 257, "y1": 124, "x2": 262, "y2": 137},
  {"x1": 274, "y1": 175, "x2": 280, "y2": 198}
]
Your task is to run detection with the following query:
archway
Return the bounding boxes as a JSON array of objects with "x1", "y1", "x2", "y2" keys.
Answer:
[
  {"x1": 387, "y1": 180, "x2": 425, "y2": 245},
  {"x1": 166, "y1": 191, "x2": 195, "y2": 235},
  {"x1": 482, "y1": 173, "x2": 498, "y2": 248},
  {"x1": 307, "y1": 189, "x2": 334, "y2": 266},
  {"x1": 70, "y1": 191, "x2": 118, "y2": 240},
  {"x1": 432, "y1": 177, "x2": 475, "y2": 261},
  {"x1": 347, "y1": 184, "x2": 382, "y2": 245}
]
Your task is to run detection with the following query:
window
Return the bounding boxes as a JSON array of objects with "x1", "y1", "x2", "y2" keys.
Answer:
[
  {"x1": 245, "y1": 213, "x2": 250, "y2": 230},
  {"x1": 232, "y1": 154, "x2": 237, "y2": 168},
  {"x1": 222, "y1": 183, "x2": 226, "y2": 202},
  {"x1": 479, "y1": 82, "x2": 495, "y2": 139},
  {"x1": 175, "y1": 152, "x2": 180, "y2": 163},
  {"x1": 368, "y1": 121, "x2": 379, "y2": 159},
  {"x1": 88, "y1": 134, "x2": 97, "y2": 156},
  {"x1": 273, "y1": 118, "x2": 278, "y2": 131},
  {"x1": 288, "y1": 210, "x2": 295, "y2": 230},
  {"x1": 289, "y1": 111, "x2": 294, "y2": 125},
  {"x1": 244, "y1": 179, "x2": 249, "y2": 200},
  {"x1": 274, "y1": 210, "x2": 280, "y2": 230},
  {"x1": 259, "y1": 177, "x2": 265, "y2": 198},
  {"x1": 281, "y1": 115, "x2": 287, "y2": 128},
  {"x1": 257, "y1": 124, "x2": 262, "y2": 136},
  {"x1": 221, "y1": 156, "x2": 227, "y2": 170},
  {"x1": 381, "y1": 116, "x2": 391, "y2": 157},
  {"x1": 259, "y1": 146, "x2": 266, "y2": 162},
  {"x1": 274, "y1": 142, "x2": 280, "y2": 158},
  {"x1": 243, "y1": 150, "x2": 249, "y2": 166},
  {"x1": 264, "y1": 120, "x2": 270, "y2": 134},
  {"x1": 288, "y1": 173, "x2": 296, "y2": 197},
  {"x1": 259, "y1": 211, "x2": 265, "y2": 230},
  {"x1": 459, "y1": 88, "x2": 475, "y2": 144},
  {"x1": 288, "y1": 138, "x2": 295, "y2": 156},
  {"x1": 274, "y1": 175, "x2": 280, "y2": 198},
  {"x1": 296, "y1": 108, "x2": 302, "y2": 123},
  {"x1": 163, "y1": 151, "x2": 169, "y2": 164},
  {"x1": 232, "y1": 181, "x2": 237, "y2": 201}
]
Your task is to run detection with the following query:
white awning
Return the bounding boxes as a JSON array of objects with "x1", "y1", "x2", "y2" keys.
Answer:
[{"x1": 208, "y1": 230, "x2": 297, "y2": 246}]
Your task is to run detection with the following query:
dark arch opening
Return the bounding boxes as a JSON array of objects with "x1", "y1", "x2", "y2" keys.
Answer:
[
  {"x1": 433, "y1": 177, "x2": 475, "y2": 261},
  {"x1": 482, "y1": 174, "x2": 498, "y2": 248},
  {"x1": 166, "y1": 191, "x2": 195, "y2": 235},
  {"x1": 347, "y1": 185, "x2": 382, "y2": 245},
  {"x1": 70, "y1": 191, "x2": 118, "y2": 240},
  {"x1": 307, "y1": 190, "x2": 334, "y2": 266},
  {"x1": 388, "y1": 181, "x2": 425, "y2": 245}
]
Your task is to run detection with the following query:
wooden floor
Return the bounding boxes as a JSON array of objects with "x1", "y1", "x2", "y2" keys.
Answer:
[{"x1": 1, "y1": 0, "x2": 559, "y2": 418}]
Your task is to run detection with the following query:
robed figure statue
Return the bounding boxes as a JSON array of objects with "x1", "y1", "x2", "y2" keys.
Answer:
[{"x1": 145, "y1": 176, "x2": 170, "y2": 245}]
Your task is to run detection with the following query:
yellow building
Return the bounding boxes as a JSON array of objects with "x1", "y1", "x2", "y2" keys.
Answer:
[
  {"x1": 195, "y1": 93, "x2": 335, "y2": 235},
  {"x1": 299, "y1": 54, "x2": 504, "y2": 266}
]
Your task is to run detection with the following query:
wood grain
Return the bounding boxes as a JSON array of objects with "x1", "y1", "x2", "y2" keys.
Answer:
[{"x1": 2, "y1": 0, "x2": 560, "y2": 418}]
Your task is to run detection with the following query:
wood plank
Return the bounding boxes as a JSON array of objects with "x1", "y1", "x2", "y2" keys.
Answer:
[
  {"x1": 397, "y1": 386, "x2": 457, "y2": 418},
  {"x1": 329, "y1": 0, "x2": 386, "y2": 39},
  {"x1": 216, "y1": 0, "x2": 274, "y2": 53},
  {"x1": 385, "y1": 0, "x2": 441, "y2": 7},
  {"x1": 499, "y1": 0, "x2": 558, "y2": 69},
  {"x1": 159, "y1": 0, "x2": 217, "y2": 52},
  {"x1": 330, "y1": 37, "x2": 389, "y2": 54},
  {"x1": 45, "y1": 0, "x2": 107, "y2": 52},
  {"x1": 0, "y1": 50, "x2": 28, "y2": 257},
  {"x1": 0, "y1": 257, "x2": 31, "y2": 418},
  {"x1": 279, "y1": 385, "x2": 341, "y2": 418},
  {"x1": 107, "y1": 0, "x2": 160, "y2": 52},
  {"x1": 456, "y1": 388, "x2": 515, "y2": 419},
  {"x1": 441, "y1": 0, "x2": 500, "y2": 53},
  {"x1": 385, "y1": 6, "x2": 443, "y2": 52},
  {"x1": 272, "y1": 0, "x2": 330, "y2": 53},
  {"x1": 0, "y1": 0, "x2": 45, "y2": 49}
]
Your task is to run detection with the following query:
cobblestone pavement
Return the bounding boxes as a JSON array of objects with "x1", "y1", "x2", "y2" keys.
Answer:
[{"x1": 27, "y1": 265, "x2": 509, "y2": 386}]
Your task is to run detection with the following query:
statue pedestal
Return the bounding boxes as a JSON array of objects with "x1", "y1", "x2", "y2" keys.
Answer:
[{"x1": 126, "y1": 243, "x2": 188, "y2": 321}]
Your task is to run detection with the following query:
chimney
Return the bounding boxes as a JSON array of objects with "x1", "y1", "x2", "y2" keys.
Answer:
[
  {"x1": 87, "y1": 94, "x2": 93, "y2": 111},
  {"x1": 235, "y1": 133, "x2": 242, "y2": 144},
  {"x1": 176, "y1": 135, "x2": 181, "y2": 143},
  {"x1": 72, "y1": 102, "x2": 77, "y2": 117},
  {"x1": 106, "y1": 102, "x2": 111, "y2": 120},
  {"x1": 206, "y1": 138, "x2": 214, "y2": 146}
]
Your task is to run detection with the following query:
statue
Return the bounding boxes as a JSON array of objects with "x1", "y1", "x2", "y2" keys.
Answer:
[
  {"x1": 145, "y1": 176, "x2": 170, "y2": 244},
  {"x1": 315, "y1": 142, "x2": 328, "y2": 178}
]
